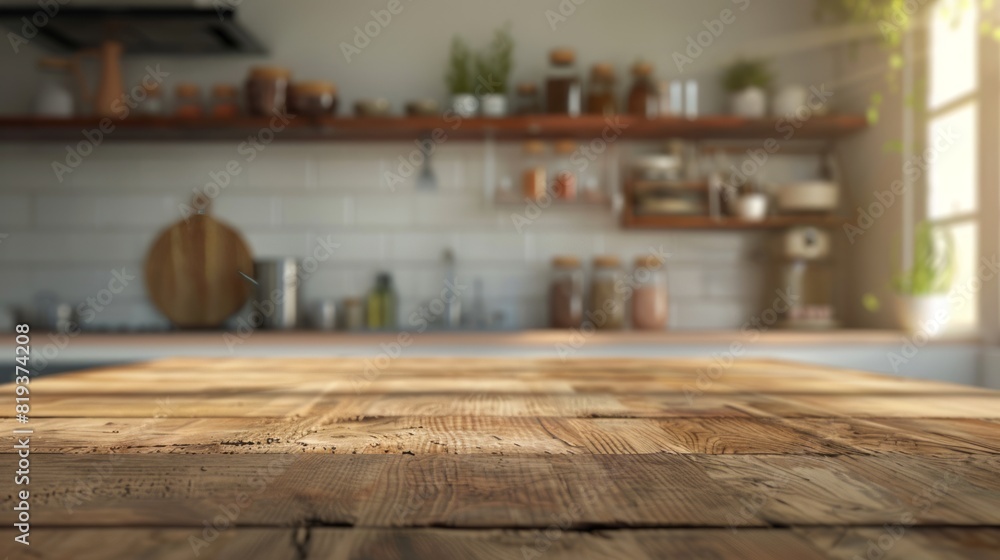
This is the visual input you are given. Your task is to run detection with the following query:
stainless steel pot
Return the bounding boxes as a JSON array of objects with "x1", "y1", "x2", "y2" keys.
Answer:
[{"x1": 252, "y1": 258, "x2": 300, "y2": 329}]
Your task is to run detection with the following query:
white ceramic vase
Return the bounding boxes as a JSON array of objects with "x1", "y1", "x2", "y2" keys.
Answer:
[
  {"x1": 479, "y1": 94, "x2": 508, "y2": 117},
  {"x1": 731, "y1": 87, "x2": 767, "y2": 118},
  {"x1": 451, "y1": 94, "x2": 479, "y2": 118},
  {"x1": 736, "y1": 193, "x2": 769, "y2": 222},
  {"x1": 894, "y1": 295, "x2": 951, "y2": 337}
]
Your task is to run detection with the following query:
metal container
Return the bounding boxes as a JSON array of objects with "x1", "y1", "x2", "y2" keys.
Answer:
[
  {"x1": 311, "y1": 300, "x2": 337, "y2": 331},
  {"x1": 252, "y1": 258, "x2": 300, "y2": 329}
]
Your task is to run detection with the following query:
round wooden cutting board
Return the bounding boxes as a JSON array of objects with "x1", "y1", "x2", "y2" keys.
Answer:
[{"x1": 144, "y1": 196, "x2": 254, "y2": 328}]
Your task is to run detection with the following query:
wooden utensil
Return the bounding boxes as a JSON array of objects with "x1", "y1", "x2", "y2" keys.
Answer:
[{"x1": 144, "y1": 194, "x2": 253, "y2": 328}]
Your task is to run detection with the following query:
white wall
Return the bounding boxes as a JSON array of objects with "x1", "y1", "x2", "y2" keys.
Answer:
[{"x1": 0, "y1": 0, "x2": 856, "y2": 330}]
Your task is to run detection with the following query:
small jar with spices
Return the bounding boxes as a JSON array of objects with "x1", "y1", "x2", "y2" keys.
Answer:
[
  {"x1": 589, "y1": 256, "x2": 625, "y2": 330},
  {"x1": 209, "y1": 84, "x2": 240, "y2": 118},
  {"x1": 245, "y1": 66, "x2": 291, "y2": 116},
  {"x1": 550, "y1": 256, "x2": 584, "y2": 328},
  {"x1": 586, "y1": 63, "x2": 617, "y2": 116},
  {"x1": 289, "y1": 81, "x2": 338, "y2": 117},
  {"x1": 631, "y1": 254, "x2": 668, "y2": 330},
  {"x1": 550, "y1": 140, "x2": 578, "y2": 201},
  {"x1": 174, "y1": 83, "x2": 203, "y2": 118},
  {"x1": 627, "y1": 60, "x2": 659, "y2": 118},
  {"x1": 521, "y1": 140, "x2": 548, "y2": 201},
  {"x1": 545, "y1": 48, "x2": 582, "y2": 116}
]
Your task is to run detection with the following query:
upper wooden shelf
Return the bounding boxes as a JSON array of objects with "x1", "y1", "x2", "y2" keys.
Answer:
[{"x1": 0, "y1": 114, "x2": 867, "y2": 142}]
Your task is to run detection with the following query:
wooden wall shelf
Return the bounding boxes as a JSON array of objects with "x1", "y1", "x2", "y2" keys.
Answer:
[
  {"x1": 0, "y1": 114, "x2": 866, "y2": 142},
  {"x1": 622, "y1": 214, "x2": 844, "y2": 230}
]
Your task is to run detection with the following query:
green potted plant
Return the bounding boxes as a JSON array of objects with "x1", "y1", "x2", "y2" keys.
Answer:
[
  {"x1": 446, "y1": 36, "x2": 477, "y2": 117},
  {"x1": 892, "y1": 221, "x2": 955, "y2": 336},
  {"x1": 722, "y1": 59, "x2": 772, "y2": 118},
  {"x1": 474, "y1": 24, "x2": 514, "y2": 117}
]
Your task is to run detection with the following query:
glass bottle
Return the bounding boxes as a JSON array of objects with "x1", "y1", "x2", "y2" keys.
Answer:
[
  {"x1": 515, "y1": 82, "x2": 542, "y2": 114},
  {"x1": 589, "y1": 256, "x2": 625, "y2": 330},
  {"x1": 586, "y1": 63, "x2": 617, "y2": 115},
  {"x1": 627, "y1": 61, "x2": 658, "y2": 118},
  {"x1": 550, "y1": 256, "x2": 584, "y2": 328},
  {"x1": 545, "y1": 48, "x2": 582, "y2": 116},
  {"x1": 550, "y1": 140, "x2": 578, "y2": 200},
  {"x1": 367, "y1": 272, "x2": 397, "y2": 330},
  {"x1": 631, "y1": 255, "x2": 668, "y2": 329},
  {"x1": 521, "y1": 140, "x2": 548, "y2": 201}
]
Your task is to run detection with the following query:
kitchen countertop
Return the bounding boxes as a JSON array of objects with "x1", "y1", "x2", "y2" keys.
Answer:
[{"x1": 2, "y1": 357, "x2": 999, "y2": 558}]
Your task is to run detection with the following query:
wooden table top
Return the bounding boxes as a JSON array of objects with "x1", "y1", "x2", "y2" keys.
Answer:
[{"x1": 2, "y1": 357, "x2": 999, "y2": 559}]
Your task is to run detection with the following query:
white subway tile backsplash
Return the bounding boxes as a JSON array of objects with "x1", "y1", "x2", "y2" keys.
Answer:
[
  {"x1": 280, "y1": 196, "x2": 348, "y2": 226},
  {"x1": 244, "y1": 232, "x2": 311, "y2": 259},
  {"x1": 213, "y1": 195, "x2": 280, "y2": 227},
  {"x1": 0, "y1": 195, "x2": 31, "y2": 227},
  {"x1": 454, "y1": 232, "x2": 527, "y2": 262},
  {"x1": 353, "y1": 195, "x2": 414, "y2": 227},
  {"x1": 94, "y1": 195, "x2": 177, "y2": 228},
  {"x1": 306, "y1": 232, "x2": 385, "y2": 262},
  {"x1": 387, "y1": 232, "x2": 458, "y2": 262},
  {"x1": 34, "y1": 196, "x2": 99, "y2": 228},
  {"x1": 0, "y1": 139, "x2": 774, "y2": 330}
]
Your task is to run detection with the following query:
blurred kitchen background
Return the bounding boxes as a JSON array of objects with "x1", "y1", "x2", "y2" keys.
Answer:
[{"x1": 0, "y1": 0, "x2": 995, "y2": 385}]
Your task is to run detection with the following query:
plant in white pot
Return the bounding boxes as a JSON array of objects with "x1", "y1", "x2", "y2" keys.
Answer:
[
  {"x1": 474, "y1": 24, "x2": 513, "y2": 117},
  {"x1": 722, "y1": 59, "x2": 772, "y2": 118},
  {"x1": 446, "y1": 36, "x2": 477, "y2": 117},
  {"x1": 892, "y1": 222, "x2": 955, "y2": 337}
]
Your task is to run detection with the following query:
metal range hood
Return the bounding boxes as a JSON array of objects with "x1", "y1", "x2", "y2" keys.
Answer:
[{"x1": 0, "y1": 5, "x2": 267, "y2": 54}]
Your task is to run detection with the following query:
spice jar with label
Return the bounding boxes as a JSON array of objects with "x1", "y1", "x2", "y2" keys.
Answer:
[
  {"x1": 627, "y1": 61, "x2": 659, "y2": 118},
  {"x1": 589, "y1": 256, "x2": 625, "y2": 330},
  {"x1": 550, "y1": 256, "x2": 584, "y2": 328},
  {"x1": 289, "y1": 81, "x2": 338, "y2": 117},
  {"x1": 245, "y1": 66, "x2": 291, "y2": 116},
  {"x1": 521, "y1": 140, "x2": 548, "y2": 201},
  {"x1": 586, "y1": 63, "x2": 617, "y2": 115},
  {"x1": 515, "y1": 82, "x2": 542, "y2": 114},
  {"x1": 551, "y1": 140, "x2": 578, "y2": 200},
  {"x1": 174, "y1": 83, "x2": 203, "y2": 118},
  {"x1": 210, "y1": 84, "x2": 240, "y2": 118},
  {"x1": 545, "y1": 48, "x2": 582, "y2": 116},
  {"x1": 631, "y1": 254, "x2": 668, "y2": 329}
]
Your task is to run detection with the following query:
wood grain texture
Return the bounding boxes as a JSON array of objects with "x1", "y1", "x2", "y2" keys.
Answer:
[
  {"x1": 144, "y1": 210, "x2": 253, "y2": 328},
  {"x1": 1, "y1": 356, "x2": 998, "y2": 559}
]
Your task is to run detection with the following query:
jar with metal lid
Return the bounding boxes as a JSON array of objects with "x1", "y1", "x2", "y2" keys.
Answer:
[
  {"x1": 289, "y1": 81, "x2": 338, "y2": 117},
  {"x1": 627, "y1": 61, "x2": 659, "y2": 118},
  {"x1": 550, "y1": 256, "x2": 584, "y2": 328},
  {"x1": 522, "y1": 140, "x2": 548, "y2": 201},
  {"x1": 174, "y1": 83, "x2": 203, "y2": 118},
  {"x1": 515, "y1": 82, "x2": 541, "y2": 114},
  {"x1": 545, "y1": 48, "x2": 582, "y2": 116},
  {"x1": 631, "y1": 254, "x2": 668, "y2": 329},
  {"x1": 589, "y1": 255, "x2": 625, "y2": 330},
  {"x1": 245, "y1": 66, "x2": 291, "y2": 116},
  {"x1": 586, "y1": 63, "x2": 617, "y2": 115},
  {"x1": 210, "y1": 84, "x2": 240, "y2": 118},
  {"x1": 550, "y1": 140, "x2": 578, "y2": 200}
]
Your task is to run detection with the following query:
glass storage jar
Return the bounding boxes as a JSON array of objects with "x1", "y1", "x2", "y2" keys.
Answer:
[
  {"x1": 515, "y1": 82, "x2": 542, "y2": 114},
  {"x1": 550, "y1": 256, "x2": 584, "y2": 328},
  {"x1": 521, "y1": 140, "x2": 548, "y2": 201},
  {"x1": 210, "y1": 84, "x2": 240, "y2": 118},
  {"x1": 586, "y1": 63, "x2": 617, "y2": 115},
  {"x1": 545, "y1": 48, "x2": 582, "y2": 116},
  {"x1": 589, "y1": 255, "x2": 625, "y2": 330},
  {"x1": 627, "y1": 60, "x2": 658, "y2": 118},
  {"x1": 245, "y1": 66, "x2": 291, "y2": 116},
  {"x1": 550, "y1": 140, "x2": 578, "y2": 200},
  {"x1": 631, "y1": 254, "x2": 668, "y2": 329},
  {"x1": 174, "y1": 83, "x2": 203, "y2": 118}
]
